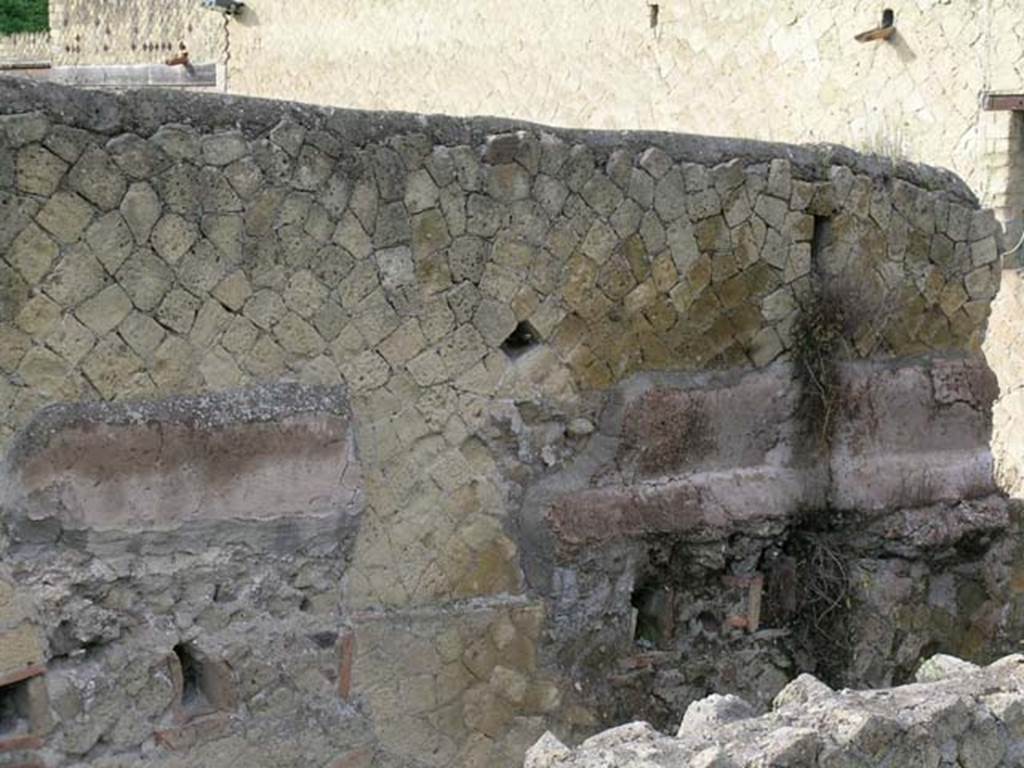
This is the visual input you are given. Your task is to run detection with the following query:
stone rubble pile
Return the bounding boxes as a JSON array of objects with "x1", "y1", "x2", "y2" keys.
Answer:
[{"x1": 526, "y1": 654, "x2": 1024, "y2": 767}]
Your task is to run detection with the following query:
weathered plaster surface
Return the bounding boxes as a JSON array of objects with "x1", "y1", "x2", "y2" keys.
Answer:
[{"x1": 9, "y1": 386, "x2": 362, "y2": 531}]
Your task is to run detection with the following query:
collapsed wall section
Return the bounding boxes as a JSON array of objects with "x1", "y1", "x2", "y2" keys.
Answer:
[{"x1": 0, "y1": 77, "x2": 1013, "y2": 767}]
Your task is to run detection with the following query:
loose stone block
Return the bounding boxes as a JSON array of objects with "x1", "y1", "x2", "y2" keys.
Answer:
[
  {"x1": 9, "y1": 384, "x2": 364, "y2": 530},
  {"x1": 472, "y1": 298, "x2": 518, "y2": 349},
  {"x1": 639, "y1": 147, "x2": 672, "y2": 179}
]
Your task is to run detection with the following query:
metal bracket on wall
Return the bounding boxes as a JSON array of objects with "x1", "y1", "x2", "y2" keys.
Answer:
[
  {"x1": 983, "y1": 93, "x2": 1024, "y2": 111},
  {"x1": 855, "y1": 8, "x2": 895, "y2": 43}
]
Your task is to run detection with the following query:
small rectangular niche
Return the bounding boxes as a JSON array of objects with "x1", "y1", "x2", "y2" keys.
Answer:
[
  {"x1": 631, "y1": 582, "x2": 675, "y2": 647},
  {"x1": 172, "y1": 643, "x2": 236, "y2": 720},
  {"x1": 810, "y1": 214, "x2": 833, "y2": 275},
  {"x1": 501, "y1": 320, "x2": 540, "y2": 360},
  {"x1": 0, "y1": 678, "x2": 32, "y2": 739},
  {"x1": 0, "y1": 670, "x2": 47, "y2": 749}
]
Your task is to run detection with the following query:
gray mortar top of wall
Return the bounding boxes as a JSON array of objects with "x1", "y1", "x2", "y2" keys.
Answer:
[
  {"x1": 4, "y1": 382, "x2": 349, "y2": 465},
  {"x1": 0, "y1": 76, "x2": 979, "y2": 205}
]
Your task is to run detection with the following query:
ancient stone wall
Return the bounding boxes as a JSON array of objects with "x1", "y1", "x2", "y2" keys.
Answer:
[
  {"x1": 7, "y1": 0, "x2": 1024, "y2": 518},
  {"x1": 0, "y1": 77, "x2": 1016, "y2": 767}
]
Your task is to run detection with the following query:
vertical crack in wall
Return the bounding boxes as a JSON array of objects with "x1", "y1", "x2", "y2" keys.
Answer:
[{"x1": 794, "y1": 214, "x2": 842, "y2": 457}]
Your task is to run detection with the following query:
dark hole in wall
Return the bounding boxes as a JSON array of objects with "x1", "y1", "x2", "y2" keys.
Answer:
[
  {"x1": 49, "y1": 620, "x2": 102, "y2": 659},
  {"x1": 648, "y1": 3, "x2": 660, "y2": 29},
  {"x1": 49, "y1": 620, "x2": 79, "y2": 658},
  {"x1": 591, "y1": 538, "x2": 784, "y2": 731},
  {"x1": 174, "y1": 643, "x2": 210, "y2": 715},
  {"x1": 309, "y1": 631, "x2": 336, "y2": 650},
  {"x1": 917, "y1": 640, "x2": 944, "y2": 660},
  {"x1": 0, "y1": 678, "x2": 32, "y2": 738},
  {"x1": 811, "y1": 215, "x2": 832, "y2": 267},
  {"x1": 501, "y1": 321, "x2": 540, "y2": 359},
  {"x1": 696, "y1": 610, "x2": 718, "y2": 632},
  {"x1": 882, "y1": 8, "x2": 894, "y2": 27},
  {"x1": 173, "y1": 643, "x2": 237, "y2": 716},
  {"x1": 631, "y1": 581, "x2": 674, "y2": 647},
  {"x1": 955, "y1": 530, "x2": 992, "y2": 558}
]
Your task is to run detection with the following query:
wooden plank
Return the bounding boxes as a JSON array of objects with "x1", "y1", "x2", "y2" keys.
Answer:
[
  {"x1": 747, "y1": 573, "x2": 764, "y2": 633},
  {"x1": 22, "y1": 62, "x2": 217, "y2": 88},
  {"x1": 983, "y1": 93, "x2": 1024, "y2": 111}
]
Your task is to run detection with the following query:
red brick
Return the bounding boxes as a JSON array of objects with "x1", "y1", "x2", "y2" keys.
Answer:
[
  {"x1": 329, "y1": 748, "x2": 373, "y2": 768},
  {"x1": 0, "y1": 734, "x2": 44, "y2": 753},
  {"x1": 336, "y1": 630, "x2": 355, "y2": 701},
  {"x1": 0, "y1": 665, "x2": 45, "y2": 689}
]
